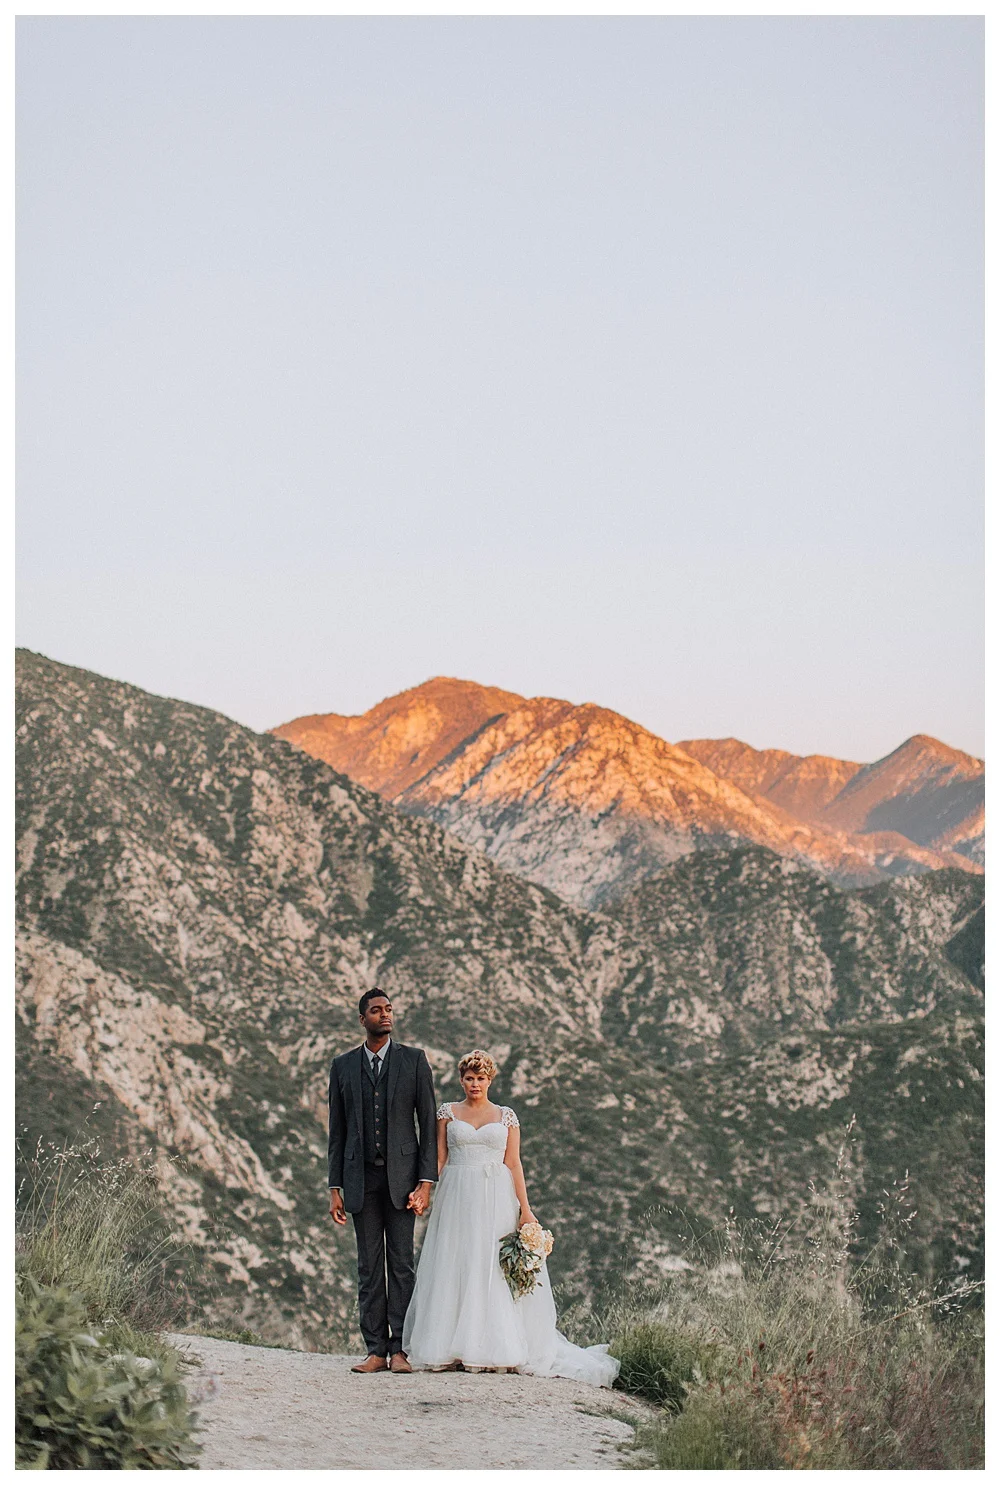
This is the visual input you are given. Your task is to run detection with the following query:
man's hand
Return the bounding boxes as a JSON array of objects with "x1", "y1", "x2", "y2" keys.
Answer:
[
  {"x1": 329, "y1": 1189, "x2": 347, "y2": 1226},
  {"x1": 406, "y1": 1181, "x2": 432, "y2": 1216}
]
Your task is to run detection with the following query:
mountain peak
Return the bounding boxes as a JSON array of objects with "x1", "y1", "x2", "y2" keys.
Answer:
[
  {"x1": 272, "y1": 676, "x2": 528, "y2": 797},
  {"x1": 400, "y1": 674, "x2": 526, "y2": 703},
  {"x1": 887, "y1": 733, "x2": 983, "y2": 769},
  {"x1": 821, "y1": 732, "x2": 984, "y2": 851}
]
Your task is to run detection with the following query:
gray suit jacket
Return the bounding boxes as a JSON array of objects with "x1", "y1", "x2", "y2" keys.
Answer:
[{"x1": 327, "y1": 1042, "x2": 438, "y2": 1213}]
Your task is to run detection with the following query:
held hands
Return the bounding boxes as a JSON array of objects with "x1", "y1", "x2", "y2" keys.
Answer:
[
  {"x1": 331, "y1": 1186, "x2": 431, "y2": 1220},
  {"x1": 407, "y1": 1181, "x2": 433, "y2": 1216}
]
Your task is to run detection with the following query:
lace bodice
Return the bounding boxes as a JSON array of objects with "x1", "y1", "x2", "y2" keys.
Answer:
[{"x1": 437, "y1": 1104, "x2": 518, "y2": 1168}]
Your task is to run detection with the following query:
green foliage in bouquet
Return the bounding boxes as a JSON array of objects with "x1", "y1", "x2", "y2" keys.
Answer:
[
  {"x1": 15, "y1": 1276, "x2": 200, "y2": 1470},
  {"x1": 499, "y1": 1221, "x2": 554, "y2": 1300}
]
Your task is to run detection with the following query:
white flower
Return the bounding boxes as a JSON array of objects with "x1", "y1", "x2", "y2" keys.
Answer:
[{"x1": 520, "y1": 1221, "x2": 551, "y2": 1257}]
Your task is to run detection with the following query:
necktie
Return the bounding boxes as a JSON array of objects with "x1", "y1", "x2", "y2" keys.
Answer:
[{"x1": 371, "y1": 1053, "x2": 381, "y2": 1081}]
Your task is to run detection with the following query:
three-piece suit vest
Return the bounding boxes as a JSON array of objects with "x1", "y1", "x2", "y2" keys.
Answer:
[{"x1": 361, "y1": 1044, "x2": 390, "y2": 1166}]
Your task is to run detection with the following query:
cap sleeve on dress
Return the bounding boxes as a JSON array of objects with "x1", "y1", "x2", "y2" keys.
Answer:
[
  {"x1": 501, "y1": 1106, "x2": 519, "y2": 1128},
  {"x1": 436, "y1": 1102, "x2": 453, "y2": 1121}
]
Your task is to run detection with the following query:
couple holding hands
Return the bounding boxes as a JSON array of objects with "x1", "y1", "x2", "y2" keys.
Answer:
[{"x1": 327, "y1": 989, "x2": 617, "y2": 1386}]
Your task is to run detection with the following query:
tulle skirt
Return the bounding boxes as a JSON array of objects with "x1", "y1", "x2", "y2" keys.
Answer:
[{"x1": 402, "y1": 1159, "x2": 619, "y2": 1387}]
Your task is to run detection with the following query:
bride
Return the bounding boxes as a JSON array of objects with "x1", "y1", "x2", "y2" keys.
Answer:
[{"x1": 402, "y1": 1050, "x2": 619, "y2": 1386}]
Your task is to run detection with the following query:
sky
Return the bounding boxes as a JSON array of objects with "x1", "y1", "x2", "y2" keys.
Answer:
[{"x1": 16, "y1": 17, "x2": 983, "y2": 761}]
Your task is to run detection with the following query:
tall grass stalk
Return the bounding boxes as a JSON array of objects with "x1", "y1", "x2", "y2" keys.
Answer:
[{"x1": 16, "y1": 1136, "x2": 182, "y2": 1338}]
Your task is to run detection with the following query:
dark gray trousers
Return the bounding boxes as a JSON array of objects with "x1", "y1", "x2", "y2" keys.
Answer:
[{"x1": 351, "y1": 1162, "x2": 416, "y2": 1356}]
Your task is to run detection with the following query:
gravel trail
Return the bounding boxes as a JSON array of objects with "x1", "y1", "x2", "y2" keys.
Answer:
[{"x1": 169, "y1": 1333, "x2": 650, "y2": 1471}]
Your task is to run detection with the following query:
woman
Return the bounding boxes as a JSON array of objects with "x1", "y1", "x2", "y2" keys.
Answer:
[{"x1": 402, "y1": 1050, "x2": 619, "y2": 1385}]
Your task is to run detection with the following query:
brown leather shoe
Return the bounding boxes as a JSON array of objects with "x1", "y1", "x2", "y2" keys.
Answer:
[
  {"x1": 389, "y1": 1352, "x2": 412, "y2": 1373},
  {"x1": 351, "y1": 1353, "x2": 388, "y2": 1373}
]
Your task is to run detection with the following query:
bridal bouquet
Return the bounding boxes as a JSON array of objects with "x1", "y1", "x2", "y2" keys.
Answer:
[{"x1": 499, "y1": 1221, "x2": 554, "y2": 1300}]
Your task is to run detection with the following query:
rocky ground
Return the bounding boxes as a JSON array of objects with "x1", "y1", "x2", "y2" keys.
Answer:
[{"x1": 170, "y1": 1333, "x2": 651, "y2": 1470}]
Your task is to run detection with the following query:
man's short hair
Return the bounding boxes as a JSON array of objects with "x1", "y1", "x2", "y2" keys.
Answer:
[{"x1": 359, "y1": 987, "x2": 390, "y2": 1016}]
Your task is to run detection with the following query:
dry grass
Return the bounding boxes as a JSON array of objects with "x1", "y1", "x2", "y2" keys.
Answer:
[
  {"x1": 15, "y1": 1136, "x2": 187, "y2": 1347},
  {"x1": 585, "y1": 1136, "x2": 985, "y2": 1469}
]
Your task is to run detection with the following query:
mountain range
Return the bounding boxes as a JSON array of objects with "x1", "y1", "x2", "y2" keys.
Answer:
[
  {"x1": 16, "y1": 651, "x2": 983, "y2": 1349},
  {"x1": 274, "y1": 679, "x2": 984, "y2": 909}
]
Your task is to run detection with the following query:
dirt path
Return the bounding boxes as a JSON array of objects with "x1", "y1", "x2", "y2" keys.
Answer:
[{"x1": 168, "y1": 1333, "x2": 652, "y2": 1470}]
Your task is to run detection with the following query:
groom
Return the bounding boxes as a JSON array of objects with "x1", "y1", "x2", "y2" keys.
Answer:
[{"x1": 328, "y1": 989, "x2": 438, "y2": 1373}]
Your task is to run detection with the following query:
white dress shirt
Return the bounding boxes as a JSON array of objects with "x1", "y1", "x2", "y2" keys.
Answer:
[{"x1": 365, "y1": 1038, "x2": 391, "y2": 1077}]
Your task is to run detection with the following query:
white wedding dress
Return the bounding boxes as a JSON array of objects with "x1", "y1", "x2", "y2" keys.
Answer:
[{"x1": 402, "y1": 1103, "x2": 619, "y2": 1386}]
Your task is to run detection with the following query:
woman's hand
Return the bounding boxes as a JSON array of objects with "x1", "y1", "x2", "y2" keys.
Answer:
[{"x1": 519, "y1": 1209, "x2": 537, "y2": 1228}]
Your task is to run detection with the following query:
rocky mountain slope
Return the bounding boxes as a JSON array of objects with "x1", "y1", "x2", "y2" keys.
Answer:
[
  {"x1": 274, "y1": 680, "x2": 981, "y2": 909},
  {"x1": 604, "y1": 847, "x2": 983, "y2": 1060},
  {"x1": 676, "y1": 737, "x2": 863, "y2": 819},
  {"x1": 17, "y1": 652, "x2": 983, "y2": 1348},
  {"x1": 277, "y1": 678, "x2": 525, "y2": 799},
  {"x1": 681, "y1": 734, "x2": 984, "y2": 867}
]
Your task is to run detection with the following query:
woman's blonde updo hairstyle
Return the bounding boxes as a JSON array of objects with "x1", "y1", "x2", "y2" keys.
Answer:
[{"x1": 458, "y1": 1049, "x2": 498, "y2": 1082}]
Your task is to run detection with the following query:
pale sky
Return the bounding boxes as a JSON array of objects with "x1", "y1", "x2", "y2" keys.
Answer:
[{"x1": 16, "y1": 17, "x2": 983, "y2": 762}]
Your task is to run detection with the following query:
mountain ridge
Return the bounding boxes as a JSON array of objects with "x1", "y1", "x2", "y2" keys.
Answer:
[
  {"x1": 676, "y1": 736, "x2": 864, "y2": 819},
  {"x1": 276, "y1": 677, "x2": 528, "y2": 799},
  {"x1": 274, "y1": 679, "x2": 983, "y2": 908}
]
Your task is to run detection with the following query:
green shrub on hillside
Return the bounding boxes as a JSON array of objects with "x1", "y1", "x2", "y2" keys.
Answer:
[
  {"x1": 626, "y1": 1311, "x2": 984, "y2": 1470},
  {"x1": 611, "y1": 1322, "x2": 711, "y2": 1411},
  {"x1": 15, "y1": 1277, "x2": 199, "y2": 1470}
]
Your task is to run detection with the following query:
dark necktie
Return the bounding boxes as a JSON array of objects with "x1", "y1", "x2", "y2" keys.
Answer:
[{"x1": 371, "y1": 1053, "x2": 381, "y2": 1081}]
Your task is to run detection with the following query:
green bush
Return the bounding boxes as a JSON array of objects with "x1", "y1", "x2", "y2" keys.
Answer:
[
  {"x1": 15, "y1": 1141, "x2": 202, "y2": 1469},
  {"x1": 15, "y1": 1276, "x2": 200, "y2": 1470},
  {"x1": 611, "y1": 1322, "x2": 710, "y2": 1411},
  {"x1": 631, "y1": 1312, "x2": 985, "y2": 1470}
]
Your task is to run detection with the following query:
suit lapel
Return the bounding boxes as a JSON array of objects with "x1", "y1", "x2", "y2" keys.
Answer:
[
  {"x1": 386, "y1": 1041, "x2": 401, "y2": 1112},
  {"x1": 350, "y1": 1046, "x2": 365, "y2": 1136}
]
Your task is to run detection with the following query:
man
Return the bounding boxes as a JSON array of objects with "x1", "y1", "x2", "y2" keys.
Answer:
[{"x1": 328, "y1": 989, "x2": 438, "y2": 1373}]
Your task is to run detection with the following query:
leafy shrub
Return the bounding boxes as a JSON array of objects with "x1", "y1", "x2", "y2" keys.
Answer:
[
  {"x1": 612, "y1": 1322, "x2": 709, "y2": 1411},
  {"x1": 15, "y1": 1276, "x2": 199, "y2": 1470},
  {"x1": 633, "y1": 1313, "x2": 985, "y2": 1470},
  {"x1": 15, "y1": 1141, "x2": 202, "y2": 1469}
]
